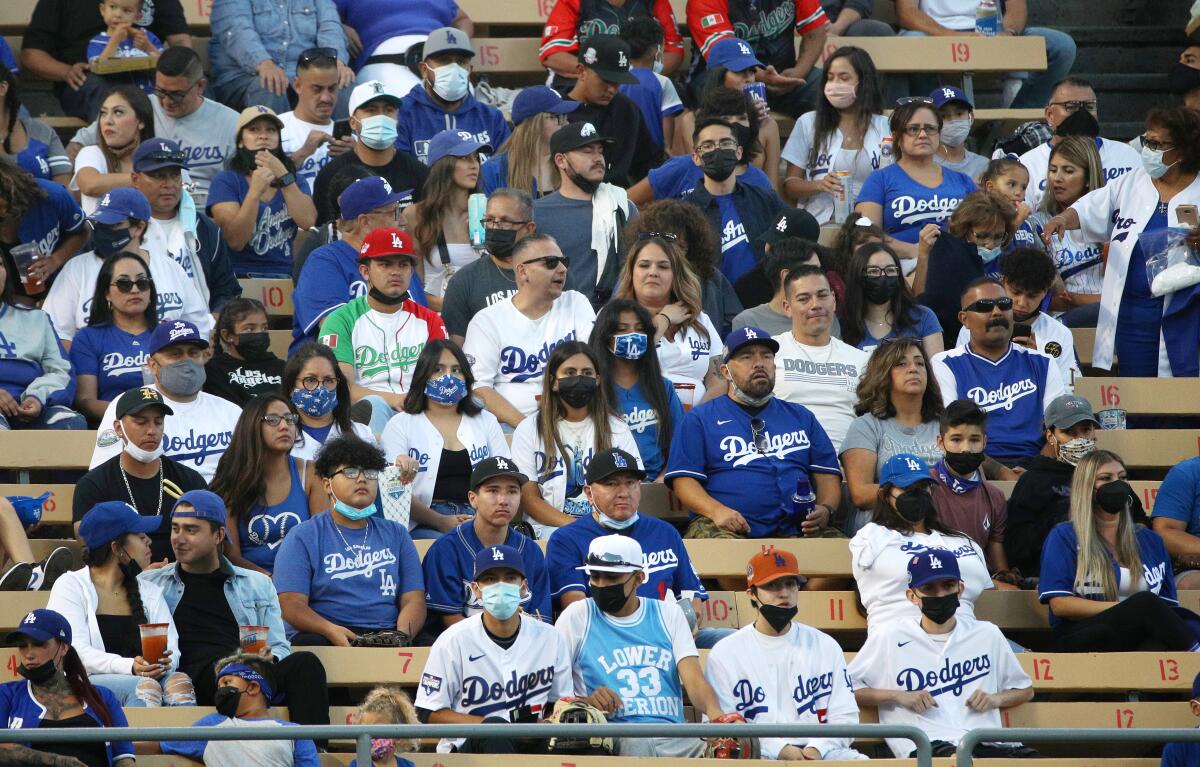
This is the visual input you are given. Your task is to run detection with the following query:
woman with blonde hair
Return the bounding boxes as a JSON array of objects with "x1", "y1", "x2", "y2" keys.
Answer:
[
  {"x1": 481, "y1": 86, "x2": 575, "y2": 197},
  {"x1": 1039, "y1": 450, "x2": 1197, "y2": 652},
  {"x1": 351, "y1": 686, "x2": 419, "y2": 767},
  {"x1": 614, "y1": 235, "x2": 722, "y2": 407}
]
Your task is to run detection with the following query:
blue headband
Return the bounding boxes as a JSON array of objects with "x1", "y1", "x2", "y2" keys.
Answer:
[{"x1": 217, "y1": 663, "x2": 274, "y2": 701}]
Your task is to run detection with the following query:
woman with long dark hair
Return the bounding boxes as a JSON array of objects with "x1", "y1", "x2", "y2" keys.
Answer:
[
  {"x1": 208, "y1": 107, "x2": 316, "y2": 278},
  {"x1": 0, "y1": 157, "x2": 88, "y2": 298},
  {"x1": 589, "y1": 299, "x2": 684, "y2": 482},
  {"x1": 210, "y1": 394, "x2": 323, "y2": 574},
  {"x1": 70, "y1": 252, "x2": 158, "y2": 421},
  {"x1": 782, "y1": 46, "x2": 888, "y2": 224},
  {"x1": 71, "y1": 85, "x2": 154, "y2": 214},
  {"x1": 840, "y1": 241, "x2": 943, "y2": 357},
  {"x1": 381, "y1": 339, "x2": 509, "y2": 539},
  {"x1": 510, "y1": 340, "x2": 643, "y2": 539},
  {"x1": 0, "y1": 63, "x2": 71, "y2": 186},
  {"x1": 0, "y1": 607, "x2": 134, "y2": 766},
  {"x1": 47, "y1": 501, "x2": 195, "y2": 708},
  {"x1": 284, "y1": 342, "x2": 376, "y2": 461},
  {"x1": 403, "y1": 130, "x2": 489, "y2": 310},
  {"x1": 204, "y1": 298, "x2": 285, "y2": 406}
]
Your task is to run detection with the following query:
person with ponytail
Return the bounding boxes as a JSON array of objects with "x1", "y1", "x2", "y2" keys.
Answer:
[
  {"x1": 0, "y1": 607, "x2": 134, "y2": 766},
  {"x1": 350, "y1": 686, "x2": 419, "y2": 767},
  {"x1": 47, "y1": 501, "x2": 195, "y2": 710},
  {"x1": 204, "y1": 298, "x2": 286, "y2": 406},
  {"x1": 1040, "y1": 450, "x2": 1199, "y2": 653}
]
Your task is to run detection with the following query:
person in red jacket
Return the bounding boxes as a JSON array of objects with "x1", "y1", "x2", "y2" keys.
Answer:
[{"x1": 540, "y1": 0, "x2": 685, "y2": 87}]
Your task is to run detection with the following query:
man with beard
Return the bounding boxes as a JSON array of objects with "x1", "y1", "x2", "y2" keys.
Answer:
[
  {"x1": 664, "y1": 326, "x2": 841, "y2": 539},
  {"x1": 932, "y1": 277, "x2": 1065, "y2": 467}
]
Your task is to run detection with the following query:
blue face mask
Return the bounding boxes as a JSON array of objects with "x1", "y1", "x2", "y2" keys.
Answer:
[
  {"x1": 358, "y1": 114, "x2": 398, "y2": 150},
  {"x1": 977, "y1": 245, "x2": 1003, "y2": 263},
  {"x1": 330, "y1": 487, "x2": 377, "y2": 520},
  {"x1": 612, "y1": 332, "x2": 649, "y2": 360},
  {"x1": 425, "y1": 373, "x2": 467, "y2": 405},
  {"x1": 292, "y1": 387, "x2": 337, "y2": 417},
  {"x1": 479, "y1": 581, "x2": 522, "y2": 620},
  {"x1": 598, "y1": 511, "x2": 639, "y2": 530}
]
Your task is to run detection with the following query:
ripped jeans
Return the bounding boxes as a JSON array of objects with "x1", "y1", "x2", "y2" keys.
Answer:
[{"x1": 90, "y1": 671, "x2": 196, "y2": 707}]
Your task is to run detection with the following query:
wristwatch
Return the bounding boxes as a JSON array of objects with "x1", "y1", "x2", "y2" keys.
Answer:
[{"x1": 273, "y1": 172, "x2": 296, "y2": 188}]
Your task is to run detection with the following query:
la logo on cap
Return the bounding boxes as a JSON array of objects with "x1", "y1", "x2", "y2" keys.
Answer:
[
  {"x1": 929, "y1": 554, "x2": 944, "y2": 569},
  {"x1": 617, "y1": 50, "x2": 628, "y2": 67},
  {"x1": 100, "y1": 193, "x2": 111, "y2": 207},
  {"x1": 496, "y1": 458, "x2": 511, "y2": 469},
  {"x1": 776, "y1": 217, "x2": 787, "y2": 232},
  {"x1": 942, "y1": 88, "x2": 956, "y2": 98},
  {"x1": 583, "y1": 47, "x2": 597, "y2": 64},
  {"x1": 738, "y1": 42, "x2": 751, "y2": 55},
  {"x1": 372, "y1": 82, "x2": 384, "y2": 94},
  {"x1": 744, "y1": 329, "x2": 758, "y2": 339},
  {"x1": 581, "y1": 123, "x2": 597, "y2": 137},
  {"x1": 390, "y1": 232, "x2": 405, "y2": 250},
  {"x1": 159, "y1": 142, "x2": 171, "y2": 152},
  {"x1": 904, "y1": 457, "x2": 922, "y2": 471},
  {"x1": 613, "y1": 452, "x2": 628, "y2": 469},
  {"x1": 492, "y1": 548, "x2": 505, "y2": 561}
]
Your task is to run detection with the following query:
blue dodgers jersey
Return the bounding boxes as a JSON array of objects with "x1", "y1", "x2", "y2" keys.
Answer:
[
  {"x1": 857, "y1": 163, "x2": 976, "y2": 244},
  {"x1": 616, "y1": 378, "x2": 685, "y2": 481},
  {"x1": 648, "y1": 155, "x2": 772, "y2": 200},
  {"x1": 715, "y1": 193, "x2": 757, "y2": 283},
  {"x1": 206, "y1": 170, "x2": 311, "y2": 276},
  {"x1": 69, "y1": 324, "x2": 151, "y2": 402},
  {"x1": 545, "y1": 513, "x2": 706, "y2": 602},
  {"x1": 577, "y1": 598, "x2": 686, "y2": 722},
  {"x1": 18, "y1": 179, "x2": 85, "y2": 258},
  {"x1": 422, "y1": 521, "x2": 552, "y2": 620},
  {"x1": 664, "y1": 395, "x2": 842, "y2": 537}
]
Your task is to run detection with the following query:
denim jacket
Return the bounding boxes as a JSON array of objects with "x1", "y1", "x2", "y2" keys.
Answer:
[
  {"x1": 140, "y1": 556, "x2": 293, "y2": 659},
  {"x1": 210, "y1": 0, "x2": 348, "y2": 81}
]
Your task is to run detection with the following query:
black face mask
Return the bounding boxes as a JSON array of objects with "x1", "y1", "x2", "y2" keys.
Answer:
[
  {"x1": 91, "y1": 225, "x2": 134, "y2": 257},
  {"x1": 592, "y1": 580, "x2": 631, "y2": 614},
  {"x1": 214, "y1": 685, "x2": 243, "y2": 718},
  {"x1": 236, "y1": 147, "x2": 260, "y2": 166},
  {"x1": 700, "y1": 148, "x2": 739, "y2": 182},
  {"x1": 943, "y1": 450, "x2": 985, "y2": 475},
  {"x1": 484, "y1": 228, "x2": 519, "y2": 259},
  {"x1": 758, "y1": 602, "x2": 798, "y2": 632},
  {"x1": 368, "y1": 287, "x2": 409, "y2": 307},
  {"x1": 896, "y1": 488, "x2": 934, "y2": 524},
  {"x1": 862, "y1": 275, "x2": 899, "y2": 305},
  {"x1": 234, "y1": 331, "x2": 271, "y2": 361},
  {"x1": 557, "y1": 375, "x2": 598, "y2": 408},
  {"x1": 1055, "y1": 108, "x2": 1100, "y2": 138},
  {"x1": 1012, "y1": 306, "x2": 1039, "y2": 323},
  {"x1": 1095, "y1": 479, "x2": 1133, "y2": 515},
  {"x1": 567, "y1": 166, "x2": 600, "y2": 196},
  {"x1": 918, "y1": 592, "x2": 960, "y2": 624},
  {"x1": 1169, "y1": 62, "x2": 1200, "y2": 96},
  {"x1": 730, "y1": 123, "x2": 753, "y2": 156},
  {"x1": 17, "y1": 660, "x2": 58, "y2": 686}
]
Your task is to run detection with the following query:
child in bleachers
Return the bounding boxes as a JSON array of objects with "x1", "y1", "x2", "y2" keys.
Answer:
[
  {"x1": 350, "y1": 686, "x2": 418, "y2": 767},
  {"x1": 980, "y1": 158, "x2": 1040, "y2": 249},
  {"x1": 619, "y1": 17, "x2": 684, "y2": 158},
  {"x1": 86, "y1": 0, "x2": 163, "y2": 97}
]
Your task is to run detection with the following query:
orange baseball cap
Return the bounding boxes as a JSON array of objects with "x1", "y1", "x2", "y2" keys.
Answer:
[
  {"x1": 359, "y1": 227, "x2": 416, "y2": 261},
  {"x1": 746, "y1": 546, "x2": 799, "y2": 588}
]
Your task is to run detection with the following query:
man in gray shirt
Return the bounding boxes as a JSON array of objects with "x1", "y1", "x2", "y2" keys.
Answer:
[
  {"x1": 442, "y1": 188, "x2": 536, "y2": 343},
  {"x1": 533, "y1": 121, "x2": 637, "y2": 310},
  {"x1": 67, "y1": 47, "x2": 238, "y2": 207}
]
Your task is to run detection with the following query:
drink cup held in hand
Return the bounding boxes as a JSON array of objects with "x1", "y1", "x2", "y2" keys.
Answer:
[
  {"x1": 379, "y1": 465, "x2": 413, "y2": 529},
  {"x1": 139, "y1": 623, "x2": 169, "y2": 664},
  {"x1": 743, "y1": 82, "x2": 768, "y2": 112},
  {"x1": 1098, "y1": 408, "x2": 1127, "y2": 430},
  {"x1": 792, "y1": 475, "x2": 816, "y2": 536},
  {"x1": 10, "y1": 242, "x2": 46, "y2": 296},
  {"x1": 239, "y1": 624, "x2": 269, "y2": 654}
]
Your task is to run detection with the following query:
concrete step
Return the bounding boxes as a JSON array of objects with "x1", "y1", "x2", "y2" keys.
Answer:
[{"x1": 1029, "y1": 0, "x2": 1190, "y2": 28}]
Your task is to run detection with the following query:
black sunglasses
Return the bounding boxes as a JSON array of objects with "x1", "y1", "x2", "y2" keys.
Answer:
[
  {"x1": 298, "y1": 47, "x2": 338, "y2": 67},
  {"x1": 113, "y1": 277, "x2": 153, "y2": 293},
  {"x1": 637, "y1": 231, "x2": 679, "y2": 242},
  {"x1": 140, "y1": 150, "x2": 187, "y2": 167},
  {"x1": 964, "y1": 297, "x2": 1013, "y2": 313},
  {"x1": 524, "y1": 255, "x2": 570, "y2": 269}
]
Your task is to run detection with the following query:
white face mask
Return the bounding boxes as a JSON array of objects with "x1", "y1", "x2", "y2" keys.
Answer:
[
  {"x1": 940, "y1": 118, "x2": 972, "y2": 147},
  {"x1": 120, "y1": 428, "x2": 164, "y2": 463},
  {"x1": 429, "y1": 62, "x2": 470, "y2": 102},
  {"x1": 823, "y1": 82, "x2": 856, "y2": 109}
]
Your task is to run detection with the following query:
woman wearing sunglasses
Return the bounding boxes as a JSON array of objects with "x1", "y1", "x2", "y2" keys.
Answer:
[
  {"x1": 854, "y1": 100, "x2": 976, "y2": 266},
  {"x1": 211, "y1": 394, "x2": 324, "y2": 575},
  {"x1": 70, "y1": 253, "x2": 158, "y2": 421}
]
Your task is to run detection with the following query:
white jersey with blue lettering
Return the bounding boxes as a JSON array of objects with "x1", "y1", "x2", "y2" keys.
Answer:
[
  {"x1": 415, "y1": 612, "x2": 574, "y2": 752},
  {"x1": 705, "y1": 622, "x2": 865, "y2": 760},
  {"x1": 556, "y1": 596, "x2": 696, "y2": 723},
  {"x1": 847, "y1": 614, "x2": 1031, "y2": 758}
]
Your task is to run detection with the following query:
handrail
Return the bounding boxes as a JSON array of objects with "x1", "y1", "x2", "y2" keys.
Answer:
[
  {"x1": 955, "y1": 726, "x2": 1200, "y2": 766},
  {"x1": 0, "y1": 721, "x2": 935, "y2": 766}
]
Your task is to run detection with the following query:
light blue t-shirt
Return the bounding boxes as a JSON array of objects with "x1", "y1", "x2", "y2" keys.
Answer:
[
  {"x1": 857, "y1": 163, "x2": 976, "y2": 244},
  {"x1": 715, "y1": 193, "x2": 756, "y2": 283},
  {"x1": 615, "y1": 377, "x2": 684, "y2": 481},
  {"x1": 207, "y1": 169, "x2": 312, "y2": 277}
]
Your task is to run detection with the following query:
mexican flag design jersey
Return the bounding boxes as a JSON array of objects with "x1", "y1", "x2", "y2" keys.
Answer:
[{"x1": 320, "y1": 296, "x2": 447, "y2": 394}]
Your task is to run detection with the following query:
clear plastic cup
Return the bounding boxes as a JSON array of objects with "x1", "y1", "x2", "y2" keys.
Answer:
[
  {"x1": 139, "y1": 623, "x2": 169, "y2": 663},
  {"x1": 10, "y1": 242, "x2": 46, "y2": 296},
  {"x1": 673, "y1": 382, "x2": 697, "y2": 411},
  {"x1": 239, "y1": 624, "x2": 269, "y2": 654}
]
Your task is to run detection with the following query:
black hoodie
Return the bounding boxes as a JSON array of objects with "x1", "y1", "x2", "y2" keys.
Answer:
[{"x1": 1004, "y1": 454, "x2": 1074, "y2": 576}]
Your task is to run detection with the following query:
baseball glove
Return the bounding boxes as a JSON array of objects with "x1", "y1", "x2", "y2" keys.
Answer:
[
  {"x1": 351, "y1": 629, "x2": 412, "y2": 648},
  {"x1": 545, "y1": 697, "x2": 613, "y2": 755},
  {"x1": 705, "y1": 713, "x2": 759, "y2": 759}
]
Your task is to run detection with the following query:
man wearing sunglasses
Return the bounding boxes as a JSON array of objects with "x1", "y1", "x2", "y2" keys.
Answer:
[{"x1": 931, "y1": 277, "x2": 1065, "y2": 466}]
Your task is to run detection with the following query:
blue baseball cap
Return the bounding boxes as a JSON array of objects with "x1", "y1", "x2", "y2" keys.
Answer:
[
  {"x1": 723, "y1": 326, "x2": 779, "y2": 363},
  {"x1": 907, "y1": 549, "x2": 962, "y2": 589},
  {"x1": 929, "y1": 85, "x2": 973, "y2": 110},
  {"x1": 7, "y1": 608, "x2": 72, "y2": 645},
  {"x1": 474, "y1": 544, "x2": 526, "y2": 579},
  {"x1": 171, "y1": 489, "x2": 228, "y2": 527},
  {"x1": 149, "y1": 319, "x2": 208, "y2": 355},
  {"x1": 511, "y1": 85, "x2": 581, "y2": 127},
  {"x1": 707, "y1": 37, "x2": 763, "y2": 73},
  {"x1": 133, "y1": 138, "x2": 188, "y2": 173},
  {"x1": 6, "y1": 492, "x2": 50, "y2": 528},
  {"x1": 89, "y1": 187, "x2": 152, "y2": 225},
  {"x1": 79, "y1": 500, "x2": 162, "y2": 551},
  {"x1": 880, "y1": 453, "x2": 932, "y2": 489},
  {"x1": 338, "y1": 176, "x2": 411, "y2": 221},
  {"x1": 426, "y1": 129, "x2": 491, "y2": 166}
]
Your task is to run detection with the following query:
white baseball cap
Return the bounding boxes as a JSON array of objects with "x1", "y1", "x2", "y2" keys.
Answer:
[
  {"x1": 349, "y1": 80, "x2": 403, "y2": 115},
  {"x1": 579, "y1": 534, "x2": 644, "y2": 574}
]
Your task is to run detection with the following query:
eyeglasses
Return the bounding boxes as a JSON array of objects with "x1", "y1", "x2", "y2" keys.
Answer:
[
  {"x1": 964, "y1": 297, "x2": 1014, "y2": 313},
  {"x1": 750, "y1": 417, "x2": 769, "y2": 454},
  {"x1": 972, "y1": 231, "x2": 1008, "y2": 248},
  {"x1": 1139, "y1": 134, "x2": 1175, "y2": 152},
  {"x1": 524, "y1": 255, "x2": 570, "y2": 270},
  {"x1": 1050, "y1": 100, "x2": 1097, "y2": 113},
  {"x1": 262, "y1": 413, "x2": 300, "y2": 427},
  {"x1": 637, "y1": 231, "x2": 679, "y2": 242},
  {"x1": 896, "y1": 96, "x2": 935, "y2": 106},
  {"x1": 863, "y1": 266, "x2": 900, "y2": 278},
  {"x1": 153, "y1": 81, "x2": 199, "y2": 104},
  {"x1": 903, "y1": 124, "x2": 940, "y2": 136},
  {"x1": 333, "y1": 467, "x2": 381, "y2": 480},
  {"x1": 112, "y1": 277, "x2": 152, "y2": 293},
  {"x1": 299, "y1": 375, "x2": 338, "y2": 391},
  {"x1": 481, "y1": 217, "x2": 530, "y2": 230},
  {"x1": 298, "y1": 47, "x2": 338, "y2": 67},
  {"x1": 695, "y1": 138, "x2": 739, "y2": 153}
]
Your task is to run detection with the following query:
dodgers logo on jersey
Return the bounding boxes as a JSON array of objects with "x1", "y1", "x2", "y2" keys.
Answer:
[
  {"x1": 499, "y1": 331, "x2": 577, "y2": 382},
  {"x1": 461, "y1": 667, "x2": 558, "y2": 715},
  {"x1": 732, "y1": 679, "x2": 767, "y2": 717},
  {"x1": 792, "y1": 671, "x2": 834, "y2": 721},
  {"x1": 163, "y1": 427, "x2": 232, "y2": 466},
  {"x1": 688, "y1": 335, "x2": 712, "y2": 361},
  {"x1": 101, "y1": 350, "x2": 150, "y2": 377},
  {"x1": 720, "y1": 429, "x2": 811, "y2": 467},
  {"x1": 965, "y1": 379, "x2": 1038, "y2": 412},
  {"x1": 896, "y1": 654, "x2": 992, "y2": 697},
  {"x1": 890, "y1": 194, "x2": 960, "y2": 226},
  {"x1": 624, "y1": 405, "x2": 658, "y2": 434}
]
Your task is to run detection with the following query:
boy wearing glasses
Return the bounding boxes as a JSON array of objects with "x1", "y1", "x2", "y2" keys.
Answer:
[{"x1": 931, "y1": 277, "x2": 1065, "y2": 466}]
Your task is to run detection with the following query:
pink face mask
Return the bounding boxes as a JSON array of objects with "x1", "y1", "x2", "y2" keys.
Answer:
[
  {"x1": 824, "y1": 82, "x2": 857, "y2": 109},
  {"x1": 371, "y1": 738, "x2": 395, "y2": 759}
]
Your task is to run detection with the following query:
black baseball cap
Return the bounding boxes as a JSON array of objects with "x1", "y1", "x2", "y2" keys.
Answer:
[
  {"x1": 550, "y1": 121, "x2": 614, "y2": 156},
  {"x1": 585, "y1": 448, "x2": 646, "y2": 484},
  {"x1": 470, "y1": 456, "x2": 528, "y2": 490},
  {"x1": 115, "y1": 387, "x2": 174, "y2": 419},
  {"x1": 759, "y1": 208, "x2": 821, "y2": 245},
  {"x1": 578, "y1": 35, "x2": 638, "y2": 85}
]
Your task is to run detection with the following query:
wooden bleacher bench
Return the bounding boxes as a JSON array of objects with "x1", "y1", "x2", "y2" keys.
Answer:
[
  {"x1": 1076, "y1": 378, "x2": 1200, "y2": 418},
  {"x1": 0, "y1": 430, "x2": 95, "y2": 472},
  {"x1": 1072, "y1": 327, "x2": 1096, "y2": 367},
  {"x1": 269, "y1": 328, "x2": 290, "y2": 358},
  {"x1": 238, "y1": 278, "x2": 294, "y2": 319},
  {"x1": 1095, "y1": 430, "x2": 1200, "y2": 471}
]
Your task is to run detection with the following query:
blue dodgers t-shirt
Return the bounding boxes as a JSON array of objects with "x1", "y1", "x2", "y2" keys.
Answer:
[
  {"x1": 715, "y1": 193, "x2": 757, "y2": 284},
  {"x1": 17, "y1": 179, "x2": 86, "y2": 259},
  {"x1": 69, "y1": 323, "x2": 151, "y2": 402},
  {"x1": 1150, "y1": 457, "x2": 1200, "y2": 536},
  {"x1": 545, "y1": 512, "x2": 706, "y2": 602},
  {"x1": 17, "y1": 136, "x2": 56, "y2": 181},
  {"x1": 619, "y1": 68, "x2": 683, "y2": 151},
  {"x1": 206, "y1": 170, "x2": 312, "y2": 277},
  {"x1": 1038, "y1": 522, "x2": 1177, "y2": 628},
  {"x1": 856, "y1": 163, "x2": 976, "y2": 244},
  {"x1": 648, "y1": 155, "x2": 772, "y2": 200},
  {"x1": 664, "y1": 395, "x2": 842, "y2": 537},
  {"x1": 422, "y1": 521, "x2": 551, "y2": 620},
  {"x1": 616, "y1": 377, "x2": 685, "y2": 481},
  {"x1": 273, "y1": 512, "x2": 424, "y2": 630},
  {"x1": 856, "y1": 305, "x2": 942, "y2": 352}
]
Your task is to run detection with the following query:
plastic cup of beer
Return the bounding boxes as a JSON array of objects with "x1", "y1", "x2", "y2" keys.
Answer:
[
  {"x1": 10, "y1": 242, "x2": 46, "y2": 296},
  {"x1": 673, "y1": 382, "x2": 696, "y2": 411},
  {"x1": 138, "y1": 623, "x2": 169, "y2": 664},
  {"x1": 239, "y1": 625, "x2": 269, "y2": 654}
]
